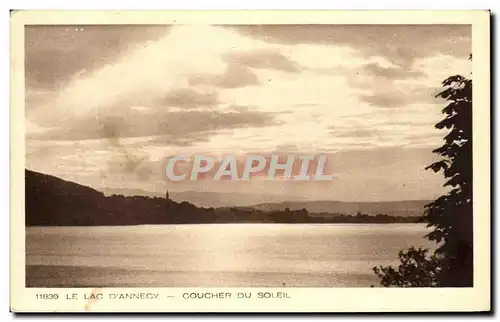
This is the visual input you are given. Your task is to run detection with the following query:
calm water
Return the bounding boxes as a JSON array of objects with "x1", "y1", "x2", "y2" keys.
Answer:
[{"x1": 26, "y1": 224, "x2": 435, "y2": 287}]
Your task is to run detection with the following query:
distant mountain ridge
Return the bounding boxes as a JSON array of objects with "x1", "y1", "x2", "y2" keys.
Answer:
[{"x1": 102, "y1": 188, "x2": 430, "y2": 216}]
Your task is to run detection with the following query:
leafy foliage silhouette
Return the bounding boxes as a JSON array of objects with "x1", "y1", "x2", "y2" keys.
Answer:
[
  {"x1": 373, "y1": 247, "x2": 440, "y2": 287},
  {"x1": 374, "y1": 58, "x2": 473, "y2": 287}
]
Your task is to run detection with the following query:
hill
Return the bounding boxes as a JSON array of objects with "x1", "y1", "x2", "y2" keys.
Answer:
[
  {"x1": 25, "y1": 169, "x2": 422, "y2": 226},
  {"x1": 251, "y1": 200, "x2": 430, "y2": 217},
  {"x1": 25, "y1": 169, "x2": 213, "y2": 226}
]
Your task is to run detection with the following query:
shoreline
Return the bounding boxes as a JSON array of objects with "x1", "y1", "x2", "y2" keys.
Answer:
[
  {"x1": 25, "y1": 222, "x2": 424, "y2": 228},
  {"x1": 26, "y1": 265, "x2": 380, "y2": 288}
]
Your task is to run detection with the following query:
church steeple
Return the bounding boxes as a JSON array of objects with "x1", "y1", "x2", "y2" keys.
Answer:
[{"x1": 166, "y1": 190, "x2": 170, "y2": 200}]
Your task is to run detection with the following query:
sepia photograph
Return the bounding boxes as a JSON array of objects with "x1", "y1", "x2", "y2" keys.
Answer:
[{"x1": 10, "y1": 10, "x2": 491, "y2": 313}]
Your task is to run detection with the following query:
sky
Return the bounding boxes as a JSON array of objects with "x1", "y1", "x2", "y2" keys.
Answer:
[{"x1": 25, "y1": 24, "x2": 472, "y2": 202}]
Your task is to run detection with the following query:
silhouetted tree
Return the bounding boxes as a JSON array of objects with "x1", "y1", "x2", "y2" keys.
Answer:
[
  {"x1": 423, "y1": 71, "x2": 473, "y2": 286},
  {"x1": 374, "y1": 57, "x2": 473, "y2": 287},
  {"x1": 373, "y1": 247, "x2": 440, "y2": 287}
]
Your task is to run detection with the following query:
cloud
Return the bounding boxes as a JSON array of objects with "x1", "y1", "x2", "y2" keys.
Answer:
[
  {"x1": 360, "y1": 92, "x2": 410, "y2": 108},
  {"x1": 329, "y1": 122, "x2": 445, "y2": 144},
  {"x1": 230, "y1": 25, "x2": 471, "y2": 67},
  {"x1": 189, "y1": 62, "x2": 260, "y2": 89},
  {"x1": 358, "y1": 83, "x2": 446, "y2": 108},
  {"x1": 363, "y1": 63, "x2": 425, "y2": 80},
  {"x1": 29, "y1": 107, "x2": 278, "y2": 142},
  {"x1": 343, "y1": 53, "x2": 469, "y2": 109},
  {"x1": 159, "y1": 88, "x2": 220, "y2": 108},
  {"x1": 332, "y1": 129, "x2": 377, "y2": 138},
  {"x1": 25, "y1": 25, "x2": 170, "y2": 89},
  {"x1": 225, "y1": 49, "x2": 300, "y2": 72}
]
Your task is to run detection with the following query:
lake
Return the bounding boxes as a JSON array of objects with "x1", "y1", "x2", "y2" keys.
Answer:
[{"x1": 26, "y1": 223, "x2": 435, "y2": 287}]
